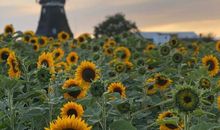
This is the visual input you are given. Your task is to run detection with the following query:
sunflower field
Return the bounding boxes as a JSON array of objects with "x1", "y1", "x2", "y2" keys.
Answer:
[{"x1": 0, "y1": 24, "x2": 220, "y2": 130}]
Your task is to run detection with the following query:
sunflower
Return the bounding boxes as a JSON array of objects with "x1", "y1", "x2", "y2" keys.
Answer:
[
  {"x1": 60, "y1": 102, "x2": 84, "y2": 118},
  {"x1": 169, "y1": 38, "x2": 179, "y2": 48},
  {"x1": 146, "y1": 78, "x2": 157, "y2": 95},
  {"x1": 4, "y1": 24, "x2": 14, "y2": 35},
  {"x1": 33, "y1": 43, "x2": 40, "y2": 52},
  {"x1": 62, "y1": 79, "x2": 87, "y2": 100},
  {"x1": 175, "y1": 88, "x2": 200, "y2": 112},
  {"x1": 0, "y1": 48, "x2": 12, "y2": 62},
  {"x1": 202, "y1": 55, "x2": 219, "y2": 77},
  {"x1": 45, "y1": 116, "x2": 91, "y2": 130},
  {"x1": 23, "y1": 30, "x2": 34, "y2": 43},
  {"x1": 107, "y1": 82, "x2": 126, "y2": 98},
  {"x1": 125, "y1": 61, "x2": 133, "y2": 71},
  {"x1": 114, "y1": 62, "x2": 126, "y2": 73},
  {"x1": 52, "y1": 48, "x2": 64, "y2": 61},
  {"x1": 106, "y1": 39, "x2": 117, "y2": 47},
  {"x1": 172, "y1": 53, "x2": 183, "y2": 63},
  {"x1": 38, "y1": 36, "x2": 48, "y2": 47},
  {"x1": 58, "y1": 31, "x2": 70, "y2": 42},
  {"x1": 104, "y1": 47, "x2": 114, "y2": 56},
  {"x1": 216, "y1": 41, "x2": 220, "y2": 52},
  {"x1": 55, "y1": 62, "x2": 70, "y2": 73},
  {"x1": 157, "y1": 111, "x2": 184, "y2": 130},
  {"x1": 155, "y1": 74, "x2": 172, "y2": 91},
  {"x1": 66, "y1": 52, "x2": 79, "y2": 65},
  {"x1": 199, "y1": 78, "x2": 211, "y2": 89},
  {"x1": 160, "y1": 46, "x2": 170, "y2": 56},
  {"x1": 77, "y1": 35, "x2": 86, "y2": 44},
  {"x1": 145, "y1": 43, "x2": 156, "y2": 52},
  {"x1": 7, "y1": 53, "x2": 21, "y2": 78},
  {"x1": 30, "y1": 37, "x2": 38, "y2": 44},
  {"x1": 218, "y1": 96, "x2": 220, "y2": 111},
  {"x1": 114, "y1": 47, "x2": 131, "y2": 61},
  {"x1": 177, "y1": 47, "x2": 187, "y2": 55},
  {"x1": 75, "y1": 61, "x2": 99, "y2": 85},
  {"x1": 37, "y1": 52, "x2": 55, "y2": 73}
]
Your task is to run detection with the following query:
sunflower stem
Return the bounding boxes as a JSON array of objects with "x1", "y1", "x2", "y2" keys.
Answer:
[
  {"x1": 102, "y1": 96, "x2": 107, "y2": 130},
  {"x1": 8, "y1": 89, "x2": 15, "y2": 130},
  {"x1": 184, "y1": 114, "x2": 189, "y2": 130}
]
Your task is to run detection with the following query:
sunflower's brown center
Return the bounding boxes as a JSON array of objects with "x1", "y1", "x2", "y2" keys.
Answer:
[
  {"x1": 1, "y1": 51, "x2": 9, "y2": 60},
  {"x1": 62, "y1": 34, "x2": 67, "y2": 39},
  {"x1": 82, "y1": 68, "x2": 95, "y2": 82},
  {"x1": 67, "y1": 109, "x2": 78, "y2": 117},
  {"x1": 184, "y1": 96, "x2": 192, "y2": 103},
  {"x1": 165, "y1": 124, "x2": 178, "y2": 129},
  {"x1": 171, "y1": 40, "x2": 177, "y2": 45},
  {"x1": 79, "y1": 37, "x2": 84, "y2": 42},
  {"x1": 41, "y1": 60, "x2": 49, "y2": 67},
  {"x1": 33, "y1": 45, "x2": 38, "y2": 50},
  {"x1": 113, "y1": 87, "x2": 122, "y2": 95},
  {"x1": 63, "y1": 128, "x2": 75, "y2": 130},
  {"x1": 24, "y1": 35, "x2": 30, "y2": 42},
  {"x1": 39, "y1": 39, "x2": 45, "y2": 45},
  {"x1": 55, "y1": 52, "x2": 60, "y2": 58},
  {"x1": 156, "y1": 77, "x2": 168, "y2": 86},
  {"x1": 165, "y1": 113, "x2": 173, "y2": 118},
  {"x1": 107, "y1": 49, "x2": 113, "y2": 54},
  {"x1": 5, "y1": 27, "x2": 13, "y2": 33},
  {"x1": 148, "y1": 66, "x2": 154, "y2": 70},
  {"x1": 206, "y1": 60, "x2": 215, "y2": 71},
  {"x1": 70, "y1": 56, "x2": 75, "y2": 62},
  {"x1": 31, "y1": 39, "x2": 36, "y2": 44}
]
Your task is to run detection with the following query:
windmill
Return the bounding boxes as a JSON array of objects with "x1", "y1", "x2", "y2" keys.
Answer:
[{"x1": 36, "y1": 0, "x2": 73, "y2": 38}]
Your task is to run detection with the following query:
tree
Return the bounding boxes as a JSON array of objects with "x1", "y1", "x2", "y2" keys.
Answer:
[{"x1": 94, "y1": 13, "x2": 138, "y2": 37}]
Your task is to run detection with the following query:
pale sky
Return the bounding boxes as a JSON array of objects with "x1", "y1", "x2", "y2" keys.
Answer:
[{"x1": 0, "y1": 0, "x2": 220, "y2": 37}]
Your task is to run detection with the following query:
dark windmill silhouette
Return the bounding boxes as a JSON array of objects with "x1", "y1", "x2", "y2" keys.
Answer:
[{"x1": 36, "y1": 0, "x2": 73, "y2": 38}]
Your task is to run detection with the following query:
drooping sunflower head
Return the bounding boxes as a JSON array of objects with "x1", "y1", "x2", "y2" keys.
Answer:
[
  {"x1": 215, "y1": 41, "x2": 220, "y2": 52},
  {"x1": 45, "y1": 116, "x2": 91, "y2": 130},
  {"x1": 174, "y1": 87, "x2": 200, "y2": 112},
  {"x1": 58, "y1": 31, "x2": 70, "y2": 42},
  {"x1": 117, "y1": 101, "x2": 130, "y2": 114},
  {"x1": 157, "y1": 111, "x2": 183, "y2": 130},
  {"x1": 75, "y1": 61, "x2": 100, "y2": 84},
  {"x1": 106, "y1": 39, "x2": 117, "y2": 47},
  {"x1": 4, "y1": 24, "x2": 14, "y2": 35},
  {"x1": 55, "y1": 62, "x2": 70, "y2": 73},
  {"x1": 202, "y1": 55, "x2": 219, "y2": 77},
  {"x1": 114, "y1": 47, "x2": 131, "y2": 61},
  {"x1": 0, "y1": 48, "x2": 12, "y2": 62},
  {"x1": 107, "y1": 82, "x2": 126, "y2": 98},
  {"x1": 90, "y1": 80, "x2": 105, "y2": 97},
  {"x1": 66, "y1": 52, "x2": 79, "y2": 65},
  {"x1": 37, "y1": 52, "x2": 55, "y2": 73},
  {"x1": 172, "y1": 53, "x2": 183, "y2": 63},
  {"x1": 38, "y1": 36, "x2": 48, "y2": 47},
  {"x1": 160, "y1": 46, "x2": 170, "y2": 56},
  {"x1": 155, "y1": 74, "x2": 172, "y2": 91},
  {"x1": 7, "y1": 52, "x2": 21, "y2": 78},
  {"x1": 36, "y1": 67, "x2": 51, "y2": 84},
  {"x1": 62, "y1": 78, "x2": 87, "y2": 100},
  {"x1": 52, "y1": 48, "x2": 64, "y2": 61},
  {"x1": 104, "y1": 47, "x2": 114, "y2": 56},
  {"x1": 199, "y1": 78, "x2": 211, "y2": 89},
  {"x1": 60, "y1": 102, "x2": 84, "y2": 118}
]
